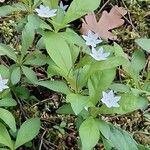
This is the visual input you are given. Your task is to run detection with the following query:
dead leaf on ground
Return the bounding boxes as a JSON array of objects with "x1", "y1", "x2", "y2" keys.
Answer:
[{"x1": 80, "y1": 5, "x2": 127, "y2": 41}]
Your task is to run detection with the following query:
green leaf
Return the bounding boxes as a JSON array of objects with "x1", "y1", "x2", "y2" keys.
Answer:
[
  {"x1": 15, "y1": 118, "x2": 40, "y2": 149},
  {"x1": 11, "y1": 67, "x2": 21, "y2": 85},
  {"x1": 131, "y1": 50, "x2": 146, "y2": 75},
  {"x1": 0, "y1": 98, "x2": 17, "y2": 107},
  {"x1": 14, "y1": 86, "x2": 30, "y2": 100},
  {"x1": 66, "y1": 93, "x2": 89, "y2": 115},
  {"x1": 59, "y1": 29, "x2": 87, "y2": 50},
  {"x1": 0, "y1": 123, "x2": 13, "y2": 150},
  {"x1": 113, "y1": 43, "x2": 139, "y2": 86},
  {"x1": 96, "y1": 119, "x2": 110, "y2": 140},
  {"x1": 88, "y1": 56, "x2": 127, "y2": 76},
  {"x1": 135, "y1": 38, "x2": 150, "y2": 52},
  {"x1": 138, "y1": 144, "x2": 150, "y2": 150},
  {"x1": 79, "y1": 117, "x2": 100, "y2": 150},
  {"x1": 0, "y1": 108, "x2": 16, "y2": 132},
  {"x1": 22, "y1": 66, "x2": 38, "y2": 83},
  {"x1": 24, "y1": 51, "x2": 47, "y2": 66},
  {"x1": 56, "y1": 104, "x2": 75, "y2": 115},
  {"x1": 43, "y1": 32, "x2": 72, "y2": 75},
  {"x1": 0, "y1": 65, "x2": 10, "y2": 79},
  {"x1": 75, "y1": 65, "x2": 91, "y2": 91},
  {"x1": 63, "y1": 0, "x2": 101, "y2": 24},
  {"x1": 0, "y1": 3, "x2": 26, "y2": 17},
  {"x1": 88, "y1": 69, "x2": 116, "y2": 105},
  {"x1": 37, "y1": 80, "x2": 71, "y2": 94},
  {"x1": 99, "y1": 93, "x2": 148, "y2": 114},
  {"x1": 110, "y1": 83, "x2": 130, "y2": 93},
  {"x1": 103, "y1": 124, "x2": 138, "y2": 150},
  {"x1": 0, "y1": 44, "x2": 17, "y2": 61},
  {"x1": 21, "y1": 14, "x2": 40, "y2": 56}
]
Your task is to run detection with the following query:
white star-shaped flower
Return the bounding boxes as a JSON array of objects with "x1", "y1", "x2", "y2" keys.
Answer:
[
  {"x1": 101, "y1": 90, "x2": 121, "y2": 108},
  {"x1": 59, "y1": 1, "x2": 68, "y2": 11},
  {"x1": 90, "y1": 47, "x2": 110, "y2": 61},
  {"x1": 35, "y1": 5, "x2": 57, "y2": 18},
  {"x1": 0, "y1": 75, "x2": 9, "y2": 92},
  {"x1": 82, "y1": 30, "x2": 102, "y2": 48}
]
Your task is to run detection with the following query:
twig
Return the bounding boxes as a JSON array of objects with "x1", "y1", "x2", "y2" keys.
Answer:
[
  {"x1": 31, "y1": 97, "x2": 53, "y2": 107},
  {"x1": 97, "y1": 0, "x2": 110, "y2": 14},
  {"x1": 39, "y1": 130, "x2": 47, "y2": 150},
  {"x1": 121, "y1": 0, "x2": 137, "y2": 32}
]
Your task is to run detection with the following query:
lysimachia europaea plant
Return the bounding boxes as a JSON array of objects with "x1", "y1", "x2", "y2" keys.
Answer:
[{"x1": 0, "y1": 0, "x2": 150, "y2": 149}]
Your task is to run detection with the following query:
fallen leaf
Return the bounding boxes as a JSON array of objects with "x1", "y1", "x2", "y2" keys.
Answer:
[{"x1": 80, "y1": 5, "x2": 127, "y2": 40}]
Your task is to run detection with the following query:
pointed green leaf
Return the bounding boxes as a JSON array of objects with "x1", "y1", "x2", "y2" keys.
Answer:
[
  {"x1": 0, "y1": 123, "x2": 13, "y2": 149},
  {"x1": 0, "y1": 44, "x2": 17, "y2": 61},
  {"x1": 66, "y1": 94, "x2": 88, "y2": 115},
  {"x1": 0, "y1": 108, "x2": 16, "y2": 132},
  {"x1": 99, "y1": 93, "x2": 148, "y2": 114},
  {"x1": 15, "y1": 118, "x2": 40, "y2": 149},
  {"x1": 135, "y1": 38, "x2": 150, "y2": 52},
  {"x1": 79, "y1": 117, "x2": 100, "y2": 150},
  {"x1": 43, "y1": 32, "x2": 72, "y2": 75},
  {"x1": 64, "y1": 0, "x2": 101, "y2": 24},
  {"x1": 37, "y1": 80, "x2": 71, "y2": 94}
]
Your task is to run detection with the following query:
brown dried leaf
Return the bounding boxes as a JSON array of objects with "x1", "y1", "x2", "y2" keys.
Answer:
[{"x1": 80, "y1": 6, "x2": 127, "y2": 40}]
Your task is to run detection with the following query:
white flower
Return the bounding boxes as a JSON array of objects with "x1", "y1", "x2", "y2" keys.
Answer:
[
  {"x1": 101, "y1": 90, "x2": 121, "y2": 108},
  {"x1": 35, "y1": 5, "x2": 57, "y2": 18},
  {"x1": 90, "y1": 47, "x2": 110, "y2": 61},
  {"x1": 59, "y1": 1, "x2": 68, "y2": 11},
  {"x1": 0, "y1": 75, "x2": 9, "y2": 92},
  {"x1": 82, "y1": 30, "x2": 102, "y2": 48}
]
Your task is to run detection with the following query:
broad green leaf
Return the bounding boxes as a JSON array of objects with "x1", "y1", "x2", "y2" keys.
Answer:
[
  {"x1": 131, "y1": 50, "x2": 146, "y2": 75},
  {"x1": 88, "y1": 69, "x2": 116, "y2": 105},
  {"x1": 37, "y1": 80, "x2": 71, "y2": 94},
  {"x1": 0, "y1": 44, "x2": 17, "y2": 61},
  {"x1": 66, "y1": 93, "x2": 89, "y2": 115},
  {"x1": 79, "y1": 117, "x2": 100, "y2": 150},
  {"x1": 21, "y1": 14, "x2": 40, "y2": 56},
  {"x1": 88, "y1": 56, "x2": 127, "y2": 76},
  {"x1": 103, "y1": 124, "x2": 138, "y2": 150},
  {"x1": 15, "y1": 118, "x2": 40, "y2": 149},
  {"x1": 0, "y1": 123, "x2": 13, "y2": 150},
  {"x1": 0, "y1": 98, "x2": 17, "y2": 107},
  {"x1": 96, "y1": 119, "x2": 110, "y2": 140},
  {"x1": 56, "y1": 104, "x2": 75, "y2": 115},
  {"x1": 113, "y1": 43, "x2": 140, "y2": 86},
  {"x1": 75, "y1": 65, "x2": 90, "y2": 91},
  {"x1": 63, "y1": 0, "x2": 101, "y2": 24},
  {"x1": 11, "y1": 67, "x2": 21, "y2": 85},
  {"x1": 0, "y1": 3, "x2": 26, "y2": 17},
  {"x1": 110, "y1": 83, "x2": 130, "y2": 93},
  {"x1": 24, "y1": 51, "x2": 47, "y2": 66},
  {"x1": 99, "y1": 93, "x2": 148, "y2": 114},
  {"x1": 22, "y1": 66, "x2": 38, "y2": 83},
  {"x1": 59, "y1": 29, "x2": 87, "y2": 50},
  {"x1": 14, "y1": 86, "x2": 30, "y2": 100},
  {"x1": 43, "y1": 32, "x2": 72, "y2": 75},
  {"x1": 135, "y1": 38, "x2": 150, "y2": 52},
  {"x1": 0, "y1": 108, "x2": 16, "y2": 132},
  {"x1": 52, "y1": 8, "x2": 65, "y2": 31},
  {"x1": 0, "y1": 65, "x2": 10, "y2": 79}
]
